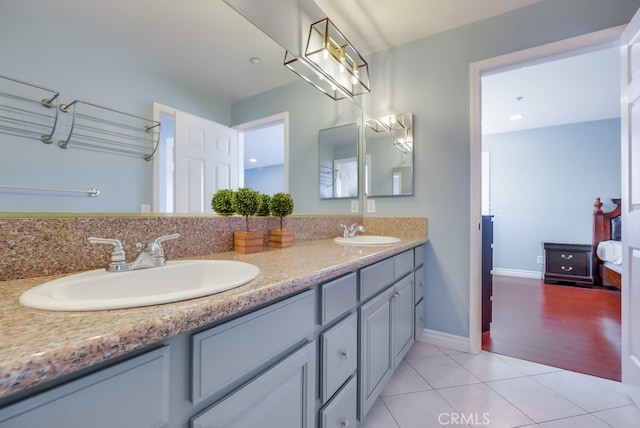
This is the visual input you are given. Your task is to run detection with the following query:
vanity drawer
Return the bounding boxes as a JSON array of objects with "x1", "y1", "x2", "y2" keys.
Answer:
[
  {"x1": 321, "y1": 313, "x2": 358, "y2": 402},
  {"x1": 394, "y1": 250, "x2": 414, "y2": 280},
  {"x1": 191, "y1": 290, "x2": 315, "y2": 405},
  {"x1": 319, "y1": 375, "x2": 357, "y2": 428},
  {"x1": 321, "y1": 272, "x2": 357, "y2": 325},
  {"x1": 360, "y1": 258, "x2": 395, "y2": 301},
  {"x1": 191, "y1": 342, "x2": 316, "y2": 428},
  {"x1": 414, "y1": 265, "x2": 425, "y2": 304},
  {"x1": 0, "y1": 347, "x2": 169, "y2": 428}
]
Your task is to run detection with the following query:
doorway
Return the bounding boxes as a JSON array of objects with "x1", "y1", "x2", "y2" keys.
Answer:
[
  {"x1": 469, "y1": 26, "x2": 624, "y2": 356},
  {"x1": 234, "y1": 112, "x2": 289, "y2": 194}
]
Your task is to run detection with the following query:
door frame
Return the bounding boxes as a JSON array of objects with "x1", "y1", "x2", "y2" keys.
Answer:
[
  {"x1": 468, "y1": 26, "x2": 624, "y2": 354},
  {"x1": 233, "y1": 111, "x2": 290, "y2": 192}
]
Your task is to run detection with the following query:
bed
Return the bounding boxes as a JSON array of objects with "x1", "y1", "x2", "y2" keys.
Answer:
[{"x1": 593, "y1": 197, "x2": 622, "y2": 289}]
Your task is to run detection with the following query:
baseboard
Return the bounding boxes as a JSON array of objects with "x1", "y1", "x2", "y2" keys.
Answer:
[
  {"x1": 417, "y1": 328, "x2": 472, "y2": 353},
  {"x1": 492, "y1": 268, "x2": 542, "y2": 280}
]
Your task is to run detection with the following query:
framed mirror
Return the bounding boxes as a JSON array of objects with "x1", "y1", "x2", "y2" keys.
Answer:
[
  {"x1": 319, "y1": 123, "x2": 359, "y2": 199},
  {"x1": 364, "y1": 112, "x2": 414, "y2": 196}
]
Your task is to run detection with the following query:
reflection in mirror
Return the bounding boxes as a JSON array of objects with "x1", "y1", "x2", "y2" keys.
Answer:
[
  {"x1": 364, "y1": 113, "x2": 414, "y2": 196},
  {"x1": 319, "y1": 123, "x2": 358, "y2": 199}
]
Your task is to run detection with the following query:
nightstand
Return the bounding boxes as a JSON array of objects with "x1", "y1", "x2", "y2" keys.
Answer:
[{"x1": 543, "y1": 243, "x2": 593, "y2": 286}]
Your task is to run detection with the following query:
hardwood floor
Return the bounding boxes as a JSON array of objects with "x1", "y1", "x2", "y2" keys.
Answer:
[{"x1": 482, "y1": 275, "x2": 622, "y2": 381}]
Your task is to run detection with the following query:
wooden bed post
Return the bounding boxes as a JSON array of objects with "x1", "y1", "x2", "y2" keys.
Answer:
[{"x1": 593, "y1": 197, "x2": 604, "y2": 284}]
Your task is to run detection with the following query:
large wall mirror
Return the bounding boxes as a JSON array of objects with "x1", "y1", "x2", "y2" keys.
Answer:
[
  {"x1": 319, "y1": 123, "x2": 358, "y2": 199},
  {"x1": 364, "y1": 112, "x2": 414, "y2": 196}
]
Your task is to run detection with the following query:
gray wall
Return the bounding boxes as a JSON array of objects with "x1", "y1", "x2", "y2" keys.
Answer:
[
  {"x1": 0, "y1": 5, "x2": 229, "y2": 212},
  {"x1": 245, "y1": 165, "x2": 285, "y2": 195},
  {"x1": 484, "y1": 119, "x2": 621, "y2": 274}
]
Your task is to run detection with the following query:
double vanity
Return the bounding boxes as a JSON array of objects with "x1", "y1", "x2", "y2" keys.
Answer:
[{"x1": 0, "y1": 224, "x2": 426, "y2": 427}]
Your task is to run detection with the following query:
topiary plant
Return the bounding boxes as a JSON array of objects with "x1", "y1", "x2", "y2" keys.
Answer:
[
  {"x1": 232, "y1": 187, "x2": 261, "y2": 232},
  {"x1": 256, "y1": 194, "x2": 272, "y2": 216},
  {"x1": 211, "y1": 189, "x2": 235, "y2": 216},
  {"x1": 270, "y1": 192, "x2": 294, "y2": 230}
]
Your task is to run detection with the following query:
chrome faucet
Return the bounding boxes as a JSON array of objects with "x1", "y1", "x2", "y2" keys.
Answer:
[
  {"x1": 340, "y1": 223, "x2": 366, "y2": 238},
  {"x1": 88, "y1": 233, "x2": 180, "y2": 272}
]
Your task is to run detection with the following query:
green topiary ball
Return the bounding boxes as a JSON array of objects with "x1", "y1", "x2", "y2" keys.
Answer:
[
  {"x1": 256, "y1": 194, "x2": 272, "y2": 216},
  {"x1": 211, "y1": 189, "x2": 235, "y2": 215},
  {"x1": 270, "y1": 192, "x2": 294, "y2": 229}
]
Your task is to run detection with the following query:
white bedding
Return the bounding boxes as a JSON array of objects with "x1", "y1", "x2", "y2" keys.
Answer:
[{"x1": 597, "y1": 240, "x2": 622, "y2": 265}]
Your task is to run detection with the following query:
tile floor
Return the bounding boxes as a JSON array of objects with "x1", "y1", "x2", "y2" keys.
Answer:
[{"x1": 360, "y1": 342, "x2": 640, "y2": 428}]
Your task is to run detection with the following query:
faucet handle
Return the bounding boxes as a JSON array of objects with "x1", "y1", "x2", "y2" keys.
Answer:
[
  {"x1": 88, "y1": 237, "x2": 126, "y2": 263},
  {"x1": 154, "y1": 233, "x2": 180, "y2": 245},
  {"x1": 146, "y1": 233, "x2": 180, "y2": 257}
]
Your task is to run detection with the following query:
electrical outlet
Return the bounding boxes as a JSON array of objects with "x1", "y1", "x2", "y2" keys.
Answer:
[
  {"x1": 537, "y1": 255, "x2": 544, "y2": 264},
  {"x1": 140, "y1": 204, "x2": 151, "y2": 213},
  {"x1": 351, "y1": 200, "x2": 359, "y2": 213},
  {"x1": 367, "y1": 199, "x2": 376, "y2": 213}
]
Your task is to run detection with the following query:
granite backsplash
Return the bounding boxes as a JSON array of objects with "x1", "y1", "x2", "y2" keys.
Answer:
[{"x1": 0, "y1": 215, "x2": 427, "y2": 281}]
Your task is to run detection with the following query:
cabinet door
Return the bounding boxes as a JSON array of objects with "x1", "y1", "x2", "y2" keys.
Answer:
[
  {"x1": 0, "y1": 347, "x2": 169, "y2": 428},
  {"x1": 359, "y1": 287, "x2": 394, "y2": 419},
  {"x1": 393, "y1": 275, "x2": 415, "y2": 365},
  {"x1": 191, "y1": 342, "x2": 316, "y2": 428}
]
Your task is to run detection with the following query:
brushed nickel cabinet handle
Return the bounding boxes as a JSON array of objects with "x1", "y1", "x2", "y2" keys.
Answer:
[
  {"x1": 561, "y1": 266, "x2": 573, "y2": 272},
  {"x1": 561, "y1": 254, "x2": 573, "y2": 260}
]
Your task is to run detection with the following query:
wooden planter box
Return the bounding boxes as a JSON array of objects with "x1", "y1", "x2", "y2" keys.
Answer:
[
  {"x1": 234, "y1": 231, "x2": 264, "y2": 254},
  {"x1": 268, "y1": 229, "x2": 294, "y2": 248}
]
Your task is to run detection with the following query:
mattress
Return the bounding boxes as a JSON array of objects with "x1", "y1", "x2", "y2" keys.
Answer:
[{"x1": 597, "y1": 240, "x2": 622, "y2": 266}]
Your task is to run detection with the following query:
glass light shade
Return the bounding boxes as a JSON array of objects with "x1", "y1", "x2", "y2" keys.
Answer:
[
  {"x1": 305, "y1": 18, "x2": 370, "y2": 97},
  {"x1": 284, "y1": 51, "x2": 349, "y2": 100}
]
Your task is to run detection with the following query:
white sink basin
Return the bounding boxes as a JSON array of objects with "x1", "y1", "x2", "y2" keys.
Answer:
[
  {"x1": 334, "y1": 236, "x2": 401, "y2": 246},
  {"x1": 19, "y1": 260, "x2": 260, "y2": 311}
]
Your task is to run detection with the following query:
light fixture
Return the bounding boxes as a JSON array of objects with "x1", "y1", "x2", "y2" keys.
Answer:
[
  {"x1": 509, "y1": 114, "x2": 524, "y2": 121},
  {"x1": 366, "y1": 112, "x2": 413, "y2": 153},
  {"x1": 284, "y1": 51, "x2": 349, "y2": 100},
  {"x1": 284, "y1": 17, "x2": 370, "y2": 100}
]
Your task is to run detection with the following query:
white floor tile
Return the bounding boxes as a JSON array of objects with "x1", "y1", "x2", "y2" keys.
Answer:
[
  {"x1": 437, "y1": 383, "x2": 534, "y2": 428},
  {"x1": 381, "y1": 360, "x2": 432, "y2": 396},
  {"x1": 405, "y1": 341, "x2": 446, "y2": 359},
  {"x1": 492, "y1": 354, "x2": 563, "y2": 376},
  {"x1": 382, "y1": 390, "x2": 456, "y2": 428},
  {"x1": 408, "y1": 355, "x2": 482, "y2": 389},
  {"x1": 487, "y1": 377, "x2": 586, "y2": 422},
  {"x1": 592, "y1": 404, "x2": 640, "y2": 428},
  {"x1": 450, "y1": 351, "x2": 528, "y2": 382},
  {"x1": 359, "y1": 350, "x2": 640, "y2": 428},
  {"x1": 532, "y1": 370, "x2": 632, "y2": 412},
  {"x1": 539, "y1": 414, "x2": 611, "y2": 428},
  {"x1": 360, "y1": 398, "x2": 400, "y2": 428}
]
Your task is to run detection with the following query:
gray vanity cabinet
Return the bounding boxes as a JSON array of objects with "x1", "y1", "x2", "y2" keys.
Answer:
[
  {"x1": 393, "y1": 273, "x2": 415, "y2": 364},
  {"x1": 358, "y1": 249, "x2": 418, "y2": 420},
  {"x1": 0, "y1": 243, "x2": 426, "y2": 428},
  {"x1": 359, "y1": 285, "x2": 395, "y2": 418},
  {"x1": 0, "y1": 346, "x2": 170, "y2": 428},
  {"x1": 191, "y1": 342, "x2": 316, "y2": 428}
]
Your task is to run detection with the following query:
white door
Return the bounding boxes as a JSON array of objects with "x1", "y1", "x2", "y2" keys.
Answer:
[
  {"x1": 174, "y1": 111, "x2": 238, "y2": 213},
  {"x1": 621, "y1": 7, "x2": 640, "y2": 404}
]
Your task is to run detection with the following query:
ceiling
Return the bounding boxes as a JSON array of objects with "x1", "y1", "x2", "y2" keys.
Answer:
[{"x1": 3, "y1": 0, "x2": 620, "y2": 139}]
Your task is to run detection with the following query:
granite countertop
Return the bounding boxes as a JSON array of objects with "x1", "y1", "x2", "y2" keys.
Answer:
[{"x1": 0, "y1": 236, "x2": 426, "y2": 401}]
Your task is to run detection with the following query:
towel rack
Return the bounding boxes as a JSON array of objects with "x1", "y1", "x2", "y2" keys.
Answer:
[
  {"x1": 58, "y1": 100, "x2": 161, "y2": 160},
  {"x1": 0, "y1": 74, "x2": 60, "y2": 144},
  {"x1": 0, "y1": 185, "x2": 100, "y2": 197}
]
